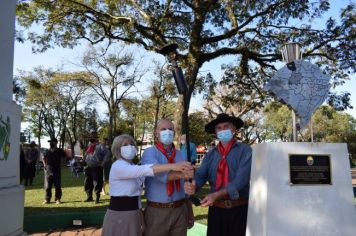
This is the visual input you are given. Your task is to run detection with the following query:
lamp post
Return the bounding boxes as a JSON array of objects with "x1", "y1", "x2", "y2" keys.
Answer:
[
  {"x1": 280, "y1": 43, "x2": 302, "y2": 142},
  {"x1": 158, "y1": 43, "x2": 191, "y2": 160}
]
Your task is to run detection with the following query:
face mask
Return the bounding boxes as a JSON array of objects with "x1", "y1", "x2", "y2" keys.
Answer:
[
  {"x1": 120, "y1": 145, "x2": 137, "y2": 160},
  {"x1": 217, "y1": 129, "x2": 233, "y2": 143},
  {"x1": 160, "y1": 130, "x2": 174, "y2": 145}
]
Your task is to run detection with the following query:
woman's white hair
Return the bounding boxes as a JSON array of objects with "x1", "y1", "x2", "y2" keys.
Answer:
[{"x1": 111, "y1": 134, "x2": 137, "y2": 159}]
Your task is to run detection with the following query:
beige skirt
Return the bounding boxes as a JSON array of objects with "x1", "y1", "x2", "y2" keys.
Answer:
[{"x1": 101, "y1": 209, "x2": 143, "y2": 236}]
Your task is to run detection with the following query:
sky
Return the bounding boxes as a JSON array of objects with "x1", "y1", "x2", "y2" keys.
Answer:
[{"x1": 13, "y1": 0, "x2": 356, "y2": 138}]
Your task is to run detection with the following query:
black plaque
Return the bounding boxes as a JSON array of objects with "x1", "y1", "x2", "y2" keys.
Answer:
[{"x1": 289, "y1": 154, "x2": 331, "y2": 185}]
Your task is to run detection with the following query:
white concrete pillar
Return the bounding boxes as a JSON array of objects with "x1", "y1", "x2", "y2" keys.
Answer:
[{"x1": 0, "y1": 0, "x2": 25, "y2": 235}]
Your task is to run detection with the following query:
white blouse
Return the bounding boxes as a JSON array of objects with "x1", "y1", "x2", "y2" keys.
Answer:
[{"x1": 109, "y1": 159, "x2": 154, "y2": 199}]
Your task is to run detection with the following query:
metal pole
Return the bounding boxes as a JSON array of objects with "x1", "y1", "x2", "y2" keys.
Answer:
[
  {"x1": 292, "y1": 110, "x2": 297, "y2": 142},
  {"x1": 310, "y1": 117, "x2": 314, "y2": 142},
  {"x1": 281, "y1": 43, "x2": 301, "y2": 142}
]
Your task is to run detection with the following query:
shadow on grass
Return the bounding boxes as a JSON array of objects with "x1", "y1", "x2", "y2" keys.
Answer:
[
  {"x1": 195, "y1": 213, "x2": 209, "y2": 221},
  {"x1": 23, "y1": 166, "x2": 86, "y2": 190}
]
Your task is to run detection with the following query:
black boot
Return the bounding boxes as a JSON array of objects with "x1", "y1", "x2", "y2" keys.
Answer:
[
  {"x1": 84, "y1": 195, "x2": 93, "y2": 202},
  {"x1": 95, "y1": 195, "x2": 100, "y2": 204}
]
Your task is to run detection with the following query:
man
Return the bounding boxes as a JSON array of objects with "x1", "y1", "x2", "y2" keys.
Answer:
[
  {"x1": 84, "y1": 136, "x2": 107, "y2": 203},
  {"x1": 24, "y1": 141, "x2": 39, "y2": 186},
  {"x1": 141, "y1": 119, "x2": 194, "y2": 236},
  {"x1": 43, "y1": 138, "x2": 66, "y2": 204},
  {"x1": 180, "y1": 134, "x2": 197, "y2": 165},
  {"x1": 185, "y1": 113, "x2": 252, "y2": 236}
]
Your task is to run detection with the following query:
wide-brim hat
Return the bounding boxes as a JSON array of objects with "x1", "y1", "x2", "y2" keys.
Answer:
[
  {"x1": 205, "y1": 113, "x2": 244, "y2": 134},
  {"x1": 48, "y1": 137, "x2": 58, "y2": 143}
]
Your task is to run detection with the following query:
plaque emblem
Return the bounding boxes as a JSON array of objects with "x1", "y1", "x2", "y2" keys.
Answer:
[
  {"x1": 307, "y1": 156, "x2": 314, "y2": 166},
  {"x1": 0, "y1": 115, "x2": 11, "y2": 161}
]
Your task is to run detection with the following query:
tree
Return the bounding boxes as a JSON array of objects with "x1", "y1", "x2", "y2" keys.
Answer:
[
  {"x1": 76, "y1": 107, "x2": 100, "y2": 148},
  {"x1": 51, "y1": 74, "x2": 90, "y2": 156},
  {"x1": 263, "y1": 103, "x2": 356, "y2": 166},
  {"x1": 17, "y1": 0, "x2": 356, "y2": 137},
  {"x1": 76, "y1": 45, "x2": 145, "y2": 143},
  {"x1": 203, "y1": 72, "x2": 266, "y2": 144},
  {"x1": 188, "y1": 111, "x2": 213, "y2": 146},
  {"x1": 19, "y1": 67, "x2": 61, "y2": 147},
  {"x1": 13, "y1": 76, "x2": 26, "y2": 105},
  {"x1": 149, "y1": 62, "x2": 177, "y2": 139},
  {"x1": 18, "y1": 67, "x2": 95, "y2": 149},
  {"x1": 263, "y1": 101, "x2": 292, "y2": 141}
]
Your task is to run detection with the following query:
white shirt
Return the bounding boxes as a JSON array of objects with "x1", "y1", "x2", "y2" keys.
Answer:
[{"x1": 109, "y1": 159, "x2": 154, "y2": 198}]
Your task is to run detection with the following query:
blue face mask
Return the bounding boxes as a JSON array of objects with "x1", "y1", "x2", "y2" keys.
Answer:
[
  {"x1": 217, "y1": 129, "x2": 233, "y2": 143},
  {"x1": 160, "y1": 130, "x2": 174, "y2": 145}
]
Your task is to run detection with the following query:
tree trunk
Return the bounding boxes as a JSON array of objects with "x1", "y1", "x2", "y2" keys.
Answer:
[{"x1": 139, "y1": 120, "x2": 146, "y2": 158}]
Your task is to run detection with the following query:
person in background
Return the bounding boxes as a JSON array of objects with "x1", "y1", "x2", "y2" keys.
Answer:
[
  {"x1": 208, "y1": 141, "x2": 216, "y2": 151},
  {"x1": 180, "y1": 134, "x2": 197, "y2": 165},
  {"x1": 184, "y1": 113, "x2": 252, "y2": 236},
  {"x1": 141, "y1": 119, "x2": 195, "y2": 236},
  {"x1": 43, "y1": 138, "x2": 67, "y2": 204},
  {"x1": 101, "y1": 138, "x2": 112, "y2": 195},
  {"x1": 24, "y1": 141, "x2": 39, "y2": 186},
  {"x1": 20, "y1": 144, "x2": 26, "y2": 184},
  {"x1": 84, "y1": 135, "x2": 106, "y2": 203},
  {"x1": 101, "y1": 134, "x2": 193, "y2": 236}
]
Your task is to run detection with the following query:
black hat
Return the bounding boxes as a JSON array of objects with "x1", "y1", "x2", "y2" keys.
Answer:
[
  {"x1": 205, "y1": 113, "x2": 244, "y2": 134},
  {"x1": 48, "y1": 137, "x2": 58, "y2": 143}
]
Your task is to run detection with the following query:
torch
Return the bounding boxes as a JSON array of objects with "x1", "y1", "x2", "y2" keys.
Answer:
[{"x1": 159, "y1": 43, "x2": 201, "y2": 206}]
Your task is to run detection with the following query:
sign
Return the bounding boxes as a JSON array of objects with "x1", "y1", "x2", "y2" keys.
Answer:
[{"x1": 289, "y1": 154, "x2": 331, "y2": 185}]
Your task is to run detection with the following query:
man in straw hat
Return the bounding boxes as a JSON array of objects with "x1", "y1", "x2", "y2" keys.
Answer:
[{"x1": 184, "y1": 113, "x2": 252, "y2": 236}]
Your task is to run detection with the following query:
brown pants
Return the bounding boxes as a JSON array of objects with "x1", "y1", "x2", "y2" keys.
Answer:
[{"x1": 144, "y1": 204, "x2": 188, "y2": 236}]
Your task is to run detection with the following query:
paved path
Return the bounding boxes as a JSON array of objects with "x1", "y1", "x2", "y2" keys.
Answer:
[
  {"x1": 29, "y1": 227, "x2": 102, "y2": 236},
  {"x1": 28, "y1": 223, "x2": 207, "y2": 236}
]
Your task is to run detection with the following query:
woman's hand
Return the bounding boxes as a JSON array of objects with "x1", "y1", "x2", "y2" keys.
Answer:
[{"x1": 171, "y1": 161, "x2": 194, "y2": 172}]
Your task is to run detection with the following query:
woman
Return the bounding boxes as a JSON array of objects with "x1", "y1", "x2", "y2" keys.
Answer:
[{"x1": 101, "y1": 134, "x2": 193, "y2": 236}]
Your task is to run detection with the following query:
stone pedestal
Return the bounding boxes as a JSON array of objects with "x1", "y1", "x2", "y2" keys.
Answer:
[
  {"x1": 0, "y1": 0, "x2": 25, "y2": 235},
  {"x1": 247, "y1": 142, "x2": 356, "y2": 236}
]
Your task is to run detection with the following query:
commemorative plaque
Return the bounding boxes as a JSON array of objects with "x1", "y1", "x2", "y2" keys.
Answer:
[{"x1": 289, "y1": 154, "x2": 331, "y2": 185}]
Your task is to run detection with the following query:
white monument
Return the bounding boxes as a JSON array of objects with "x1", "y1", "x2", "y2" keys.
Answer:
[
  {"x1": 247, "y1": 142, "x2": 356, "y2": 236},
  {"x1": 0, "y1": 0, "x2": 25, "y2": 235},
  {"x1": 247, "y1": 43, "x2": 356, "y2": 236}
]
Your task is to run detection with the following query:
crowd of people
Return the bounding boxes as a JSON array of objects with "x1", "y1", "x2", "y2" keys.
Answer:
[{"x1": 22, "y1": 112, "x2": 252, "y2": 236}]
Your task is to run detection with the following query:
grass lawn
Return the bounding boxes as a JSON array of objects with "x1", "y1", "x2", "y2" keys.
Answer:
[{"x1": 25, "y1": 167, "x2": 209, "y2": 225}]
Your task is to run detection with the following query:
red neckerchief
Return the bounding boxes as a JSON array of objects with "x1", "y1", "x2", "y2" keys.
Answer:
[
  {"x1": 215, "y1": 139, "x2": 236, "y2": 191},
  {"x1": 155, "y1": 142, "x2": 180, "y2": 196},
  {"x1": 86, "y1": 143, "x2": 96, "y2": 154}
]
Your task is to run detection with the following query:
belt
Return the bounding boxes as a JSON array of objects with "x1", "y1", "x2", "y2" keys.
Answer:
[
  {"x1": 109, "y1": 196, "x2": 139, "y2": 211},
  {"x1": 147, "y1": 199, "x2": 185, "y2": 209},
  {"x1": 213, "y1": 198, "x2": 249, "y2": 209}
]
